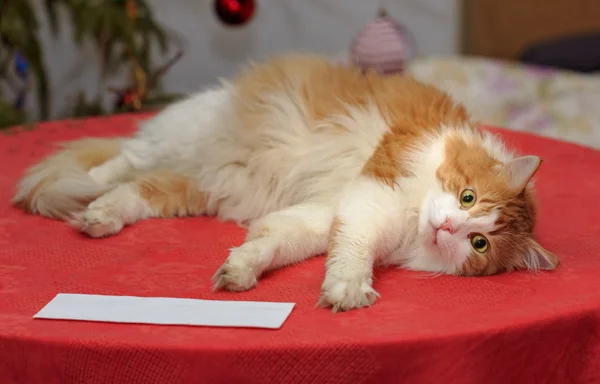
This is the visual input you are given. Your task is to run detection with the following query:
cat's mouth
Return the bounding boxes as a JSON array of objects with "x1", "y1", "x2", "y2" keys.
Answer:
[
  {"x1": 431, "y1": 225, "x2": 442, "y2": 246},
  {"x1": 430, "y1": 224, "x2": 453, "y2": 247},
  {"x1": 432, "y1": 228, "x2": 439, "y2": 245}
]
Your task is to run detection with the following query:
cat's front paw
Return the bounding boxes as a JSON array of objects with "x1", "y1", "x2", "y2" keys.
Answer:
[
  {"x1": 318, "y1": 277, "x2": 380, "y2": 312},
  {"x1": 211, "y1": 247, "x2": 260, "y2": 292}
]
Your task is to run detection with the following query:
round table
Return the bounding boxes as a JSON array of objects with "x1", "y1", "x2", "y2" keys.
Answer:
[{"x1": 1, "y1": 115, "x2": 599, "y2": 384}]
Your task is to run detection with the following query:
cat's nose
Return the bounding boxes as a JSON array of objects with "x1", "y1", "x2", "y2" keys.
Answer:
[{"x1": 438, "y1": 218, "x2": 456, "y2": 234}]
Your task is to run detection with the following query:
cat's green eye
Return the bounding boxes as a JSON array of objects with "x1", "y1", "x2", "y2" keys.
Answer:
[
  {"x1": 460, "y1": 189, "x2": 476, "y2": 208},
  {"x1": 470, "y1": 234, "x2": 489, "y2": 253}
]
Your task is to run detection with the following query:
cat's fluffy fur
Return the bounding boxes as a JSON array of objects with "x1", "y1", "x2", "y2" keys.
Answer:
[{"x1": 13, "y1": 54, "x2": 558, "y2": 312}]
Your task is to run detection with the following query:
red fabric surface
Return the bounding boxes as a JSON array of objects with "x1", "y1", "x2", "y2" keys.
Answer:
[{"x1": 1, "y1": 114, "x2": 600, "y2": 384}]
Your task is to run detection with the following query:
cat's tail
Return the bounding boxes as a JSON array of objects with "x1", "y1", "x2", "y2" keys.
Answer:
[{"x1": 12, "y1": 138, "x2": 123, "y2": 220}]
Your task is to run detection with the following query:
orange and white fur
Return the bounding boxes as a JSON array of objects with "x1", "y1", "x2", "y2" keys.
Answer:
[{"x1": 13, "y1": 54, "x2": 558, "y2": 312}]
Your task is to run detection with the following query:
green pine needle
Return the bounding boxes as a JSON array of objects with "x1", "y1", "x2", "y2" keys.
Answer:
[{"x1": 0, "y1": 0, "x2": 173, "y2": 122}]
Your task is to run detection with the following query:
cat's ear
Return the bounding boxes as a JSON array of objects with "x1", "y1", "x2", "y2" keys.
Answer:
[
  {"x1": 522, "y1": 238, "x2": 559, "y2": 271},
  {"x1": 498, "y1": 155, "x2": 541, "y2": 192}
]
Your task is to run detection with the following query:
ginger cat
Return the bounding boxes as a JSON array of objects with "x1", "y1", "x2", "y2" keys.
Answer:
[{"x1": 13, "y1": 54, "x2": 558, "y2": 312}]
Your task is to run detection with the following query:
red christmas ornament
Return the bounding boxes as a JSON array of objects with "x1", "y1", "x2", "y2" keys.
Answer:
[{"x1": 214, "y1": 0, "x2": 256, "y2": 27}]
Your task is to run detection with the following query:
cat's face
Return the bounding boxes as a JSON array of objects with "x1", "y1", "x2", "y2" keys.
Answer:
[{"x1": 416, "y1": 135, "x2": 558, "y2": 276}]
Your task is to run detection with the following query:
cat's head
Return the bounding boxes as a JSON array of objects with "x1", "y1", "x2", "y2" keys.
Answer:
[{"x1": 415, "y1": 133, "x2": 558, "y2": 276}]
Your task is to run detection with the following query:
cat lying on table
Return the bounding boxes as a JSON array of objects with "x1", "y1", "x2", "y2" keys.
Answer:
[{"x1": 13, "y1": 53, "x2": 558, "y2": 312}]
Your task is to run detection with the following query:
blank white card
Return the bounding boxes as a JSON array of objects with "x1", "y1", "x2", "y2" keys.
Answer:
[{"x1": 34, "y1": 293, "x2": 295, "y2": 329}]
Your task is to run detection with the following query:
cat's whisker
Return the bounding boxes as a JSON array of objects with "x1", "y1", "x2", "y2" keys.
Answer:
[{"x1": 411, "y1": 271, "x2": 444, "y2": 279}]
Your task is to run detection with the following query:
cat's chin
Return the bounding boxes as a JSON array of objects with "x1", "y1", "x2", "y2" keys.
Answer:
[{"x1": 402, "y1": 250, "x2": 458, "y2": 275}]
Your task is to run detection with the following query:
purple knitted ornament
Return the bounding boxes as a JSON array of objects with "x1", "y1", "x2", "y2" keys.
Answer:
[{"x1": 350, "y1": 8, "x2": 415, "y2": 74}]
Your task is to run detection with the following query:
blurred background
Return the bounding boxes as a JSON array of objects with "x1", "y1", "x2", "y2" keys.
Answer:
[{"x1": 2, "y1": 0, "x2": 600, "y2": 148}]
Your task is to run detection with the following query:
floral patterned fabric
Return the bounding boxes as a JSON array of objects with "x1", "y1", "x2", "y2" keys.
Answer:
[{"x1": 405, "y1": 56, "x2": 600, "y2": 149}]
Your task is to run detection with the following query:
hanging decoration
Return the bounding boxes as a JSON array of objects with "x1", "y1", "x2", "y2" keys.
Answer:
[
  {"x1": 214, "y1": 0, "x2": 256, "y2": 27},
  {"x1": 1, "y1": 0, "x2": 30, "y2": 112},
  {"x1": 13, "y1": 51, "x2": 29, "y2": 80},
  {"x1": 12, "y1": 51, "x2": 29, "y2": 110},
  {"x1": 350, "y1": 7, "x2": 415, "y2": 75},
  {"x1": 110, "y1": 50, "x2": 184, "y2": 111},
  {"x1": 1, "y1": 0, "x2": 177, "y2": 126},
  {"x1": 123, "y1": 0, "x2": 147, "y2": 110}
]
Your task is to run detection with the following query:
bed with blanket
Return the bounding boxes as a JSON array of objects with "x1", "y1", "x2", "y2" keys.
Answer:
[{"x1": 406, "y1": 56, "x2": 600, "y2": 149}]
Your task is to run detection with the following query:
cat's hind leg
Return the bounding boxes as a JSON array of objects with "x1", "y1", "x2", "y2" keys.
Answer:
[
  {"x1": 87, "y1": 154, "x2": 134, "y2": 185},
  {"x1": 73, "y1": 169, "x2": 207, "y2": 238},
  {"x1": 212, "y1": 202, "x2": 335, "y2": 292},
  {"x1": 87, "y1": 136, "x2": 157, "y2": 186}
]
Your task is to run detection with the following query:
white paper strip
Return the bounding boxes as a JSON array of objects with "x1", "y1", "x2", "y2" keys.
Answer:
[{"x1": 34, "y1": 293, "x2": 295, "y2": 329}]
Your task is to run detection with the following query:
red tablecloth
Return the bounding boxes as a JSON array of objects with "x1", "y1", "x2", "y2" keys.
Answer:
[{"x1": 1, "y1": 114, "x2": 600, "y2": 384}]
